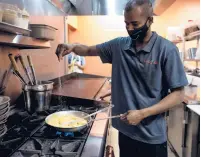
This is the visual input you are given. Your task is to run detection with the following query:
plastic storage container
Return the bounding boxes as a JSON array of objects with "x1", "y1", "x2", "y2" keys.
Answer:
[
  {"x1": 16, "y1": 9, "x2": 29, "y2": 29},
  {"x1": 29, "y1": 24, "x2": 58, "y2": 40},
  {"x1": 2, "y1": 9, "x2": 18, "y2": 25}
]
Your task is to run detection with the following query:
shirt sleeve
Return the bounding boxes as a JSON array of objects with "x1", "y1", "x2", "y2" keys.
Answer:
[
  {"x1": 163, "y1": 47, "x2": 188, "y2": 89},
  {"x1": 96, "y1": 38, "x2": 119, "y2": 64}
]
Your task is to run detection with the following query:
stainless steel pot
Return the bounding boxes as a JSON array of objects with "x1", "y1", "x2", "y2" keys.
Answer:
[
  {"x1": 45, "y1": 111, "x2": 92, "y2": 132},
  {"x1": 23, "y1": 81, "x2": 54, "y2": 113}
]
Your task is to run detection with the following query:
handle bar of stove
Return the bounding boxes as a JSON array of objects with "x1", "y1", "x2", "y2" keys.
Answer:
[{"x1": 83, "y1": 103, "x2": 114, "y2": 119}]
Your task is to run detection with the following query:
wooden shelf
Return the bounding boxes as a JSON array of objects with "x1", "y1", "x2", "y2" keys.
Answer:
[
  {"x1": 172, "y1": 31, "x2": 200, "y2": 44},
  {"x1": 0, "y1": 32, "x2": 51, "y2": 49},
  {"x1": 185, "y1": 31, "x2": 200, "y2": 41},
  {"x1": 184, "y1": 59, "x2": 200, "y2": 62}
]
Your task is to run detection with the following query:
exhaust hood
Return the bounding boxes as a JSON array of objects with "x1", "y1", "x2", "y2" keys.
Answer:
[
  {"x1": 90, "y1": 0, "x2": 176, "y2": 16},
  {"x1": 75, "y1": 0, "x2": 176, "y2": 16},
  {"x1": 0, "y1": 0, "x2": 176, "y2": 16}
]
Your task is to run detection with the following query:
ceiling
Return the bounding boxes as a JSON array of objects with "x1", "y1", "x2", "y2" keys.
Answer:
[{"x1": 0, "y1": 0, "x2": 175, "y2": 16}]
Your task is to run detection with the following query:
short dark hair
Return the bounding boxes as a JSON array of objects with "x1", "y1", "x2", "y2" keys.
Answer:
[{"x1": 124, "y1": 0, "x2": 153, "y2": 17}]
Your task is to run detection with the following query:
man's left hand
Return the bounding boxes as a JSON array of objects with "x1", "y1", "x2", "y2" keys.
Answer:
[{"x1": 120, "y1": 110, "x2": 145, "y2": 125}]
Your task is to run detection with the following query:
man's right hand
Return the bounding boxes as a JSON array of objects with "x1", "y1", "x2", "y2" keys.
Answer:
[{"x1": 55, "y1": 44, "x2": 75, "y2": 61}]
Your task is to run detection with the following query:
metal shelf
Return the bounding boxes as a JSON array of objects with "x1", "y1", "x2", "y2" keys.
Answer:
[
  {"x1": 0, "y1": 32, "x2": 51, "y2": 49},
  {"x1": 0, "y1": 22, "x2": 31, "y2": 36}
]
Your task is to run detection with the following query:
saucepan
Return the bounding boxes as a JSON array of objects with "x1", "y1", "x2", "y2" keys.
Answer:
[{"x1": 45, "y1": 104, "x2": 121, "y2": 132}]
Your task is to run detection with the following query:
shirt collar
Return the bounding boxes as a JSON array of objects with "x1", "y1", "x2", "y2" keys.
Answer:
[{"x1": 124, "y1": 32, "x2": 158, "y2": 53}]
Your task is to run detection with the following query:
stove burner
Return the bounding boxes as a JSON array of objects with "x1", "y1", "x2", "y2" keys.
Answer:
[
  {"x1": 11, "y1": 138, "x2": 82, "y2": 157},
  {"x1": 33, "y1": 125, "x2": 89, "y2": 139},
  {"x1": 1, "y1": 96, "x2": 97, "y2": 157},
  {"x1": 0, "y1": 136, "x2": 26, "y2": 157},
  {"x1": 56, "y1": 131, "x2": 74, "y2": 137}
]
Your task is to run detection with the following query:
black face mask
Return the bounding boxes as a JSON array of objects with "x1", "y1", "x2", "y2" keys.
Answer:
[{"x1": 127, "y1": 19, "x2": 149, "y2": 42}]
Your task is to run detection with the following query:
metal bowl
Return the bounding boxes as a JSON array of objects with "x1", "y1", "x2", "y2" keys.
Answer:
[
  {"x1": 45, "y1": 110, "x2": 92, "y2": 132},
  {"x1": 23, "y1": 81, "x2": 54, "y2": 91}
]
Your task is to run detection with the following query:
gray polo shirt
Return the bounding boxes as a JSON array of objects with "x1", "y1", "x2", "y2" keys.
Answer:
[{"x1": 96, "y1": 32, "x2": 188, "y2": 144}]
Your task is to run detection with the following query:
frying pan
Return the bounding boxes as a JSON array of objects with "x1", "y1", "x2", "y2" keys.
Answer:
[
  {"x1": 45, "y1": 104, "x2": 114, "y2": 132},
  {"x1": 45, "y1": 110, "x2": 92, "y2": 132}
]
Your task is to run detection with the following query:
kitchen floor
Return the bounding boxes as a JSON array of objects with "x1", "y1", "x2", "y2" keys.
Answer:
[{"x1": 108, "y1": 127, "x2": 176, "y2": 157}]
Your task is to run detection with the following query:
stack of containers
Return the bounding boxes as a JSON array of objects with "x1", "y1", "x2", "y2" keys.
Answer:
[
  {"x1": 0, "y1": 96, "x2": 10, "y2": 137},
  {"x1": 0, "y1": 3, "x2": 30, "y2": 29}
]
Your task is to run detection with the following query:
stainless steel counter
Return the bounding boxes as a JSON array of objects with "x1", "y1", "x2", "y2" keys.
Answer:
[
  {"x1": 81, "y1": 112, "x2": 109, "y2": 157},
  {"x1": 168, "y1": 103, "x2": 200, "y2": 157}
]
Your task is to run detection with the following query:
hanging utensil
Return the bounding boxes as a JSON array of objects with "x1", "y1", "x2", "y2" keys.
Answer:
[
  {"x1": 19, "y1": 55, "x2": 33, "y2": 85},
  {"x1": 27, "y1": 55, "x2": 37, "y2": 85},
  {"x1": 0, "y1": 70, "x2": 8, "y2": 89},
  {"x1": 8, "y1": 54, "x2": 27, "y2": 85},
  {"x1": 0, "y1": 55, "x2": 20, "y2": 93},
  {"x1": 13, "y1": 71, "x2": 26, "y2": 85}
]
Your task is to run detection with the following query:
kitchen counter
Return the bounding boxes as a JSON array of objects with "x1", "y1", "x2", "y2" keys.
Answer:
[{"x1": 81, "y1": 112, "x2": 109, "y2": 157}]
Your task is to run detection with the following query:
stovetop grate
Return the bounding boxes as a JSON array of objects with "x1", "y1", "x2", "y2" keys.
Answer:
[{"x1": 0, "y1": 98, "x2": 98, "y2": 157}]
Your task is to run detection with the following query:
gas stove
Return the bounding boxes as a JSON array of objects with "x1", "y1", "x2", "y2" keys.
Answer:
[{"x1": 0, "y1": 96, "x2": 100, "y2": 157}]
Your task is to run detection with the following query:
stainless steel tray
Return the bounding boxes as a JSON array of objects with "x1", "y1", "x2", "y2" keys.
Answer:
[{"x1": 0, "y1": 22, "x2": 31, "y2": 36}]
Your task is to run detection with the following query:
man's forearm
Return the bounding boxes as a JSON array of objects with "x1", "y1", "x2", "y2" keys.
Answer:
[
  {"x1": 73, "y1": 44, "x2": 98, "y2": 56},
  {"x1": 141, "y1": 87, "x2": 185, "y2": 118}
]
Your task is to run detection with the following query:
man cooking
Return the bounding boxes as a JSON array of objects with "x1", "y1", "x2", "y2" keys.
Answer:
[{"x1": 55, "y1": 0, "x2": 188, "y2": 156}]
